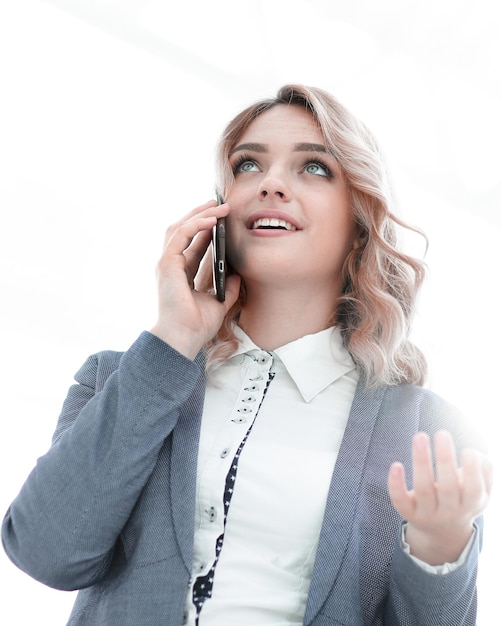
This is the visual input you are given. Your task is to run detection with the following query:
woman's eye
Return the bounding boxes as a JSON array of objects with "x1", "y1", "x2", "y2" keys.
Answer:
[
  {"x1": 304, "y1": 161, "x2": 330, "y2": 177},
  {"x1": 236, "y1": 160, "x2": 259, "y2": 173}
]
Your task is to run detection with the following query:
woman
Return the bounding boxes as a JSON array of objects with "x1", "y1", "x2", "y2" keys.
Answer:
[{"x1": 2, "y1": 85, "x2": 492, "y2": 625}]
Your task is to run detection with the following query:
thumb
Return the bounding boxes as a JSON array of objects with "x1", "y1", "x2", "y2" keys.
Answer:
[{"x1": 223, "y1": 274, "x2": 242, "y2": 312}]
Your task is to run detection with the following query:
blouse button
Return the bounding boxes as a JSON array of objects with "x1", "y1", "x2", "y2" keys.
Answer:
[
  {"x1": 242, "y1": 395, "x2": 256, "y2": 403},
  {"x1": 206, "y1": 506, "x2": 217, "y2": 522},
  {"x1": 232, "y1": 415, "x2": 248, "y2": 423},
  {"x1": 220, "y1": 448, "x2": 230, "y2": 458},
  {"x1": 236, "y1": 406, "x2": 252, "y2": 414}
]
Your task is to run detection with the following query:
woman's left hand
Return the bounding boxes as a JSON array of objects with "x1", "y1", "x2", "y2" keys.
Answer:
[{"x1": 388, "y1": 430, "x2": 493, "y2": 565}]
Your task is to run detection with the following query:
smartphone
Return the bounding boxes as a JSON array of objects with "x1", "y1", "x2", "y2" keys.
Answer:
[{"x1": 212, "y1": 192, "x2": 226, "y2": 302}]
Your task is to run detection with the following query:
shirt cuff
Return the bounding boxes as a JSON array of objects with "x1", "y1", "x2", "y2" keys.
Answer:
[{"x1": 400, "y1": 523, "x2": 476, "y2": 575}]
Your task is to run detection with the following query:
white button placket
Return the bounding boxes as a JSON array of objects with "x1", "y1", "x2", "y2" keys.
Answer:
[
  {"x1": 229, "y1": 352, "x2": 272, "y2": 427},
  {"x1": 191, "y1": 350, "x2": 275, "y2": 621}
]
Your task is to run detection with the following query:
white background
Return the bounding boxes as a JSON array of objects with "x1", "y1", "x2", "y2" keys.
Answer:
[{"x1": 1, "y1": 1, "x2": 499, "y2": 623}]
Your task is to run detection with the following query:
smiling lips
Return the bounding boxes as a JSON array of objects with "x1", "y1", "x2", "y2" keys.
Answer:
[{"x1": 251, "y1": 217, "x2": 297, "y2": 231}]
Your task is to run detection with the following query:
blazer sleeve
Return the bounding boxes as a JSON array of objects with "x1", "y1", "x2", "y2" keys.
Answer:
[
  {"x1": 1, "y1": 331, "x2": 204, "y2": 591},
  {"x1": 386, "y1": 520, "x2": 482, "y2": 625}
]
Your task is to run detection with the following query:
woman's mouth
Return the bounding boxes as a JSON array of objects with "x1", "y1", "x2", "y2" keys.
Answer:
[{"x1": 251, "y1": 217, "x2": 297, "y2": 231}]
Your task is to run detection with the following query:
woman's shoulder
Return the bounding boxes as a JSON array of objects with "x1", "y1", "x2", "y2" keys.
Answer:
[
  {"x1": 378, "y1": 382, "x2": 485, "y2": 451},
  {"x1": 383, "y1": 382, "x2": 459, "y2": 411}
]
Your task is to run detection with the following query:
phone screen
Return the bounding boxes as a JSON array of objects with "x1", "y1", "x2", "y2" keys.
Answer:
[{"x1": 212, "y1": 193, "x2": 226, "y2": 302}]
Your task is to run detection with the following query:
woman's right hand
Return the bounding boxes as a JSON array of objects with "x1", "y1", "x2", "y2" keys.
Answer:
[{"x1": 150, "y1": 200, "x2": 241, "y2": 360}]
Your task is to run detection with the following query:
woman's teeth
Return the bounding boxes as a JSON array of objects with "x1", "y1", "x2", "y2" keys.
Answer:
[{"x1": 251, "y1": 218, "x2": 297, "y2": 231}]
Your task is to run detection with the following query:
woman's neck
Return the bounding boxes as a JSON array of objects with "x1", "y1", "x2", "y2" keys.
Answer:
[{"x1": 238, "y1": 281, "x2": 339, "y2": 351}]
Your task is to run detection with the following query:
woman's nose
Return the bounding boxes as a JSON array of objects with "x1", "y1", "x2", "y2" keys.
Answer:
[{"x1": 257, "y1": 172, "x2": 291, "y2": 201}]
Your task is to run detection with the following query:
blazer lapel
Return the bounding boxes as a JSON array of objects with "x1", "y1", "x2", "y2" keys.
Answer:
[{"x1": 303, "y1": 378, "x2": 386, "y2": 625}]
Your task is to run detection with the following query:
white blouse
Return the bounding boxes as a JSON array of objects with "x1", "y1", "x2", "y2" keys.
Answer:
[{"x1": 184, "y1": 326, "x2": 359, "y2": 625}]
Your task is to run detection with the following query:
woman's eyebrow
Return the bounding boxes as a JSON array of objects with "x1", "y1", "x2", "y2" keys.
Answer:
[
  {"x1": 294, "y1": 142, "x2": 329, "y2": 153},
  {"x1": 229, "y1": 142, "x2": 331, "y2": 156},
  {"x1": 229, "y1": 142, "x2": 267, "y2": 156}
]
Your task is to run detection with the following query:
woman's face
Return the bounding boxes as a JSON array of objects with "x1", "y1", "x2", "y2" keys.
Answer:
[{"x1": 224, "y1": 104, "x2": 357, "y2": 296}]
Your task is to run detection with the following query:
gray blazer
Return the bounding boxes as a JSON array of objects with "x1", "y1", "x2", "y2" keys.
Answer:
[{"x1": 2, "y1": 332, "x2": 483, "y2": 625}]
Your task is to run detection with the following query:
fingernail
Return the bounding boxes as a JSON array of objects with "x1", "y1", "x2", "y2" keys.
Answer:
[
  {"x1": 415, "y1": 432, "x2": 428, "y2": 448},
  {"x1": 390, "y1": 463, "x2": 403, "y2": 478}
]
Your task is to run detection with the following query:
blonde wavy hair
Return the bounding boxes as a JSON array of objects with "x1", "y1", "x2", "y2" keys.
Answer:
[{"x1": 200, "y1": 84, "x2": 427, "y2": 387}]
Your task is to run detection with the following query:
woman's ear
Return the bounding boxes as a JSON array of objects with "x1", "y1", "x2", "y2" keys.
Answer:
[{"x1": 352, "y1": 226, "x2": 366, "y2": 250}]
